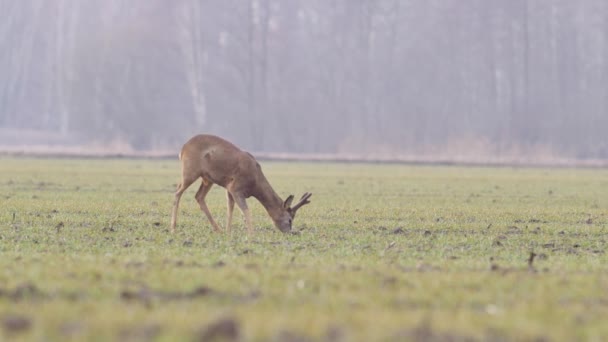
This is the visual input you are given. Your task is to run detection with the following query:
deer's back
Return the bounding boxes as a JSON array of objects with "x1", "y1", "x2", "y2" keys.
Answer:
[{"x1": 180, "y1": 134, "x2": 258, "y2": 188}]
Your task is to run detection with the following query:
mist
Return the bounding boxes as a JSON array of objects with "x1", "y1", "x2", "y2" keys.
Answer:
[{"x1": 1, "y1": 1, "x2": 607, "y2": 161}]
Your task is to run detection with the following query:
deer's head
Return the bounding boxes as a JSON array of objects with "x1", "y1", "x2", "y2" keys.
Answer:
[{"x1": 273, "y1": 193, "x2": 312, "y2": 232}]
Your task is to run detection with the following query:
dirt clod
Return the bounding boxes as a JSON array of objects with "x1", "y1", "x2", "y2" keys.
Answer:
[
  {"x1": 2, "y1": 315, "x2": 32, "y2": 333},
  {"x1": 190, "y1": 286, "x2": 213, "y2": 297},
  {"x1": 395, "y1": 320, "x2": 476, "y2": 342},
  {"x1": 213, "y1": 261, "x2": 226, "y2": 268},
  {"x1": 197, "y1": 317, "x2": 240, "y2": 342}
]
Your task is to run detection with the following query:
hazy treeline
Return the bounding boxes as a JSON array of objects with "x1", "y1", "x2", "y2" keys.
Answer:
[{"x1": 1, "y1": 0, "x2": 607, "y2": 158}]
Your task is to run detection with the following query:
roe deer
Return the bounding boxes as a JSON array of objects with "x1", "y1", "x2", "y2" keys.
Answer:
[{"x1": 170, "y1": 134, "x2": 312, "y2": 234}]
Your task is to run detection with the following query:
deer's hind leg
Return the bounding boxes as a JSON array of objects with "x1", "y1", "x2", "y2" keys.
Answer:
[{"x1": 195, "y1": 179, "x2": 222, "y2": 232}]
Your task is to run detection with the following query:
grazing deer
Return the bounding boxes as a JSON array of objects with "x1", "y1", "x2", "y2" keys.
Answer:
[{"x1": 170, "y1": 134, "x2": 312, "y2": 235}]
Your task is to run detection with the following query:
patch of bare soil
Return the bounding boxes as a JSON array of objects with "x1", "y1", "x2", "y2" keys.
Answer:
[
  {"x1": 196, "y1": 317, "x2": 240, "y2": 342},
  {"x1": 539, "y1": 240, "x2": 604, "y2": 256},
  {"x1": 119, "y1": 285, "x2": 261, "y2": 306},
  {"x1": 394, "y1": 321, "x2": 476, "y2": 342},
  {"x1": 120, "y1": 286, "x2": 215, "y2": 302},
  {"x1": 0, "y1": 282, "x2": 86, "y2": 302},
  {"x1": 0, "y1": 283, "x2": 45, "y2": 301},
  {"x1": 2, "y1": 314, "x2": 32, "y2": 334}
]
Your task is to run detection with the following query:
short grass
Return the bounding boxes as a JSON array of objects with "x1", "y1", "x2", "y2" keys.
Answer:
[{"x1": 0, "y1": 157, "x2": 607, "y2": 341}]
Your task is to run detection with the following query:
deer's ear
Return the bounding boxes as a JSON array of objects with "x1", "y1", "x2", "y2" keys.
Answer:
[{"x1": 283, "y1": 195, "x2": 294, "y2": 208}]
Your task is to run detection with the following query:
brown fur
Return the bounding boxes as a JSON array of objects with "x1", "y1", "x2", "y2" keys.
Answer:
[{"x1": 170, "y1": 134, "x2": 311, "y2": 234}]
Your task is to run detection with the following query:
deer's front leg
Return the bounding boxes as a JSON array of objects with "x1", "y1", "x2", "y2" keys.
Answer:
[
  {"x1": 232, "y1": 194, "x2": 253, "y2": 236},
  {"x1": 226, "y1": 191, "x2": 235, "y2": 234},
  {"x1": 170, "y1": 175, "x2": 198, "y2": 233}
]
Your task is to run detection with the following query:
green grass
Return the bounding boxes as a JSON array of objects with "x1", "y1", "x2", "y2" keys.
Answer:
[{"x1": 0, "y1": 157, "x2": 607, "y2": 341}]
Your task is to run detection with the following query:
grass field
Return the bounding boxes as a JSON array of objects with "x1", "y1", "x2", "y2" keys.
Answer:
[{"x1": 0, "y1": 157, "x2": 607, "y2": 341}]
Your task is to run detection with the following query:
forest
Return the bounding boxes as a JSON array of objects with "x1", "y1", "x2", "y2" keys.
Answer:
[{"x1": 1, "y1": 1, "x2": 607, "y2": 159}]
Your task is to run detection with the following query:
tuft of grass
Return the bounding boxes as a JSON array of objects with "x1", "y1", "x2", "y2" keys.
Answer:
[{"x1": 0, "y1": 157, "x2": 607, "y2": 341}]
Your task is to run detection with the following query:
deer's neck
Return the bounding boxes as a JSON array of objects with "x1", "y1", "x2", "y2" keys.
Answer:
[{"x1": 252, "y1": 180, "x2": 284, "y2": 219}]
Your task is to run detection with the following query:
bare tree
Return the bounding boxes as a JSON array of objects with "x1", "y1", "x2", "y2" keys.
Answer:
[{"x1": 1, "y1": 0, "x2": 608, "y2": 158}]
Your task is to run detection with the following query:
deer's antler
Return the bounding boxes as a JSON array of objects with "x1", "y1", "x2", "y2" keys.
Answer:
[{"x1": 291, "y1": 192, "x2": 312, "y2": 213}]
